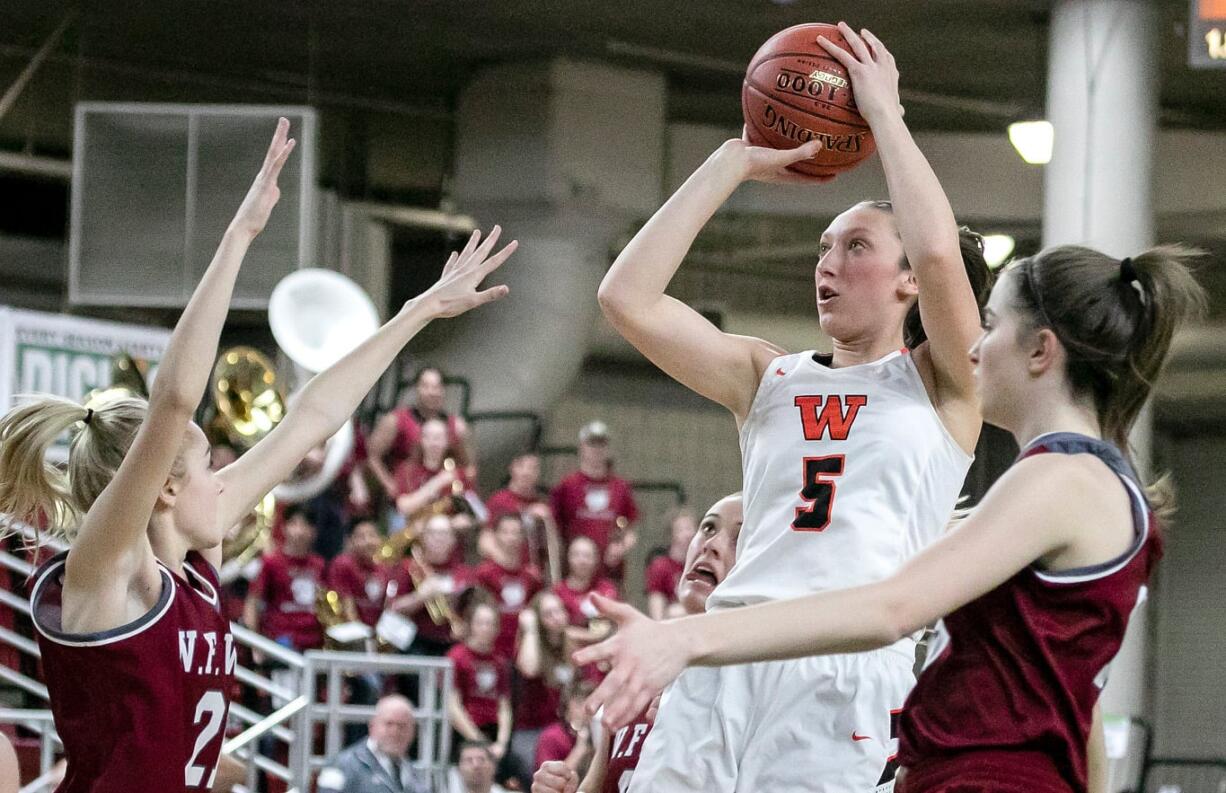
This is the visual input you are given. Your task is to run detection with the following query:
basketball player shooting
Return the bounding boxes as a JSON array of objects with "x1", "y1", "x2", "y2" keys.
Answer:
[
  {"x1": 595, "y1": 23, "x2": 988, "y2": 792},
  {"x1": 0, "y1": 119, "x2": 518, "y2": 792}
]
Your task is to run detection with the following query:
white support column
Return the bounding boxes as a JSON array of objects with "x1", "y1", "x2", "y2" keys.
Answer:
[{"x1": 1042, "y1": 0, "x2": 1158, "y2": 741}]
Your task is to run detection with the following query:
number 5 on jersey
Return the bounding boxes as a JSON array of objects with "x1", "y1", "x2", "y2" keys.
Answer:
[{"x1": 792, "y1": 456, "x2": 845, "y2": 531}]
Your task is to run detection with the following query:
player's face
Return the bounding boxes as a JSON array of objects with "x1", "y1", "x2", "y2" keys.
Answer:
[
  {"x1": 415, "y1": 369, "x2": 446, "y2": 413},
  {"x1": 567, "y1": 538, "x2": 598, "y2": 580},
  {"x1": 537, "y1": 592, "x2": 569, "y2": 634},
  {"x1": 458, "y1": 747, "x2": 495, "y2": 787},
  {"x1": 172, "y1": 424, "x2": 225, "y2": 550},
  {"x1": 419, "y1": 419, "x2": 449, "y2": 462},
  {"x1": 676, "y1": 494, "x2": 743, "y2": 614},
  {"x1": 969, "y1": 271, "x2": 1036, "y2": 433},
  {"x1": 468, "y1": 604, "x2": 499, "y2": 649},
  {"x1": 815, "y1": 205, "x2": 915, "y2": 344},
  {"x1": 350, "y1": 521, "x2": 381, "y2": 559}
]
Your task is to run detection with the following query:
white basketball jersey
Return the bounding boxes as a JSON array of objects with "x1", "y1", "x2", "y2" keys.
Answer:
[{"x1": 710, "y1": 349, "x2": 972, "y2": 609}]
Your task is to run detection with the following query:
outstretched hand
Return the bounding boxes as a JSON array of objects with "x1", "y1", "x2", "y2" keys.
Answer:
[
  {"x1": 571, "y1": 593, "x2": 689, "y2": 731},
  {"x1": 230, "y1": 117, "x2": 296, "y2": 239},
  {"x1": 419, "y1": 226, "x2": 518, "y2": 319},
  {"x1": 817, "y1": 22, "x2": 903, "y2": 124}
]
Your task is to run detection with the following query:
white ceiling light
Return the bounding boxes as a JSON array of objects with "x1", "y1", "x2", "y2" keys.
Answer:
[
  {"x1": 982, "y1": 234, "x2": 1016, "y2": 269},
  {"x1": 1008, "y1": 120, "x2": 1053, "y2": 165}
]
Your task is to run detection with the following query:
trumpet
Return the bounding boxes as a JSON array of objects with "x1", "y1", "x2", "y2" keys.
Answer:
[
  {"x1": 407, "y1": 542, "x2": 459, "y2": 631},
  {"x1": 379, "y1": 456, "x2": 465, "y2": 561}
]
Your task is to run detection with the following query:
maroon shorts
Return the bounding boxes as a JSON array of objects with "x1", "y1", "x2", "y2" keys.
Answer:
[{"x1": 897, "y1": 750, "x2": 1077, "y2": 793}]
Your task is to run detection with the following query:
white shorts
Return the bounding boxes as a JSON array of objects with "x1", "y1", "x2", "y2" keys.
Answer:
[{"x1": 628, "y1": 642, "x2": 915, "y2": 793}]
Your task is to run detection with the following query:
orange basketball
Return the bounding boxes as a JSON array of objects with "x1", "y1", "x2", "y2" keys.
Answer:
[{"x1": 741, "y1": 23, "x2": 875, "y2": 178}]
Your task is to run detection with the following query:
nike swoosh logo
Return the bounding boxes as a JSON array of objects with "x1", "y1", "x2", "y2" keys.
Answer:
[{"x1": 852, "y1": 732, "x2": 872, "y2": 742}]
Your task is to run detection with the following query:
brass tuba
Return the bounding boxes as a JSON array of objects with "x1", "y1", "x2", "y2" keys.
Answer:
[{"x1": 211, "y1": 346, "x2": 285, "y2": 450}]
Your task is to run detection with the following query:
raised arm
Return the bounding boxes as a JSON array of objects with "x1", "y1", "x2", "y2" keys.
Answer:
[
  {"x1": 577, "y1": 456, "x2": 1111, "y2": 728},
  {"x1": 597, "y1": 139, "x2": 822, "y2": 421},
  {"x1": 819, "y1": 25, "x2": 982, "y2": 425},
  {"x1": 215, "y1": 227, "x2": 516, "y2": 533},
  {"x1": 63, "y1": 121, "x2": 295, "y2": 627}
]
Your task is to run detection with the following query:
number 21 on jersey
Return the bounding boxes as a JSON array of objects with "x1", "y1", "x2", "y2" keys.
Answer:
[{"x1": 791, "y1": 395, "x2": 866, "y2": 532}]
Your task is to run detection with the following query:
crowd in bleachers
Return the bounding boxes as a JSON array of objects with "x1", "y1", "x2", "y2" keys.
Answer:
[{"x1": 215, "y1": 365, "x2": 683, "y2": 790}]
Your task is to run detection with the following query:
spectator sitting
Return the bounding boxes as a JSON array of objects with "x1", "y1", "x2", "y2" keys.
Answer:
[
  {"x1": 446, "y1": 602, "x2": 524, "y2": 786},
  {"x1": 317, "y1": 694, "x2": 430, "y2": 793},
  {"x1": 534, "y1": 680, "x2": 596, "y2": 772},
  {"x1": 393, "y1": 419, "x2": 478, "y2": 524},
  {"x1": 389, "y1": 514, "x2": 471, "y2": 656},
  {"x1": 511, "y1": 591, "x2": 577, "y2": 779},
  {"x1": 450, "y1": 741, "x2": 508, "y2": 793},
  {"x1": 549, "y1": 422, "x2": 638, "y2": 582},
  {"x1": 551, "y1": 537, "x2": 619, "y2": 627},
  {"x1": 473, "y1": 514, "x2": 543, "y2": 659},
  {"x1": 328, "y1": 517, "x2": 392, "y2": 628},
  {"x1": 644, "y1": 507, "x2": 697, "y2": 620},
  {"x1": 243, "y1": 503, "x2": 326, "y2": 653},
  {"x1": 367, "y1": 366, "x2": 473, "y2": 503},
  {"x1": 481, "y1": 452, "x2": 560, "y2": 578}
]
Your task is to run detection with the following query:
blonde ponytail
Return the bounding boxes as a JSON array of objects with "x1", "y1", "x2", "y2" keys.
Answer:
[{"x1": 0, "y1": 395, "x2": 150, "y2": 541}]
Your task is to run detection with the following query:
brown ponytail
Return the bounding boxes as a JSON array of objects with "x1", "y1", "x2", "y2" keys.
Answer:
[{"x1": 1007, "y1": 244, "x2": 1207, "y2": 513}]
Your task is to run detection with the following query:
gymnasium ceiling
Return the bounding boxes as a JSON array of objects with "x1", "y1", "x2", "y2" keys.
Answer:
[{"x1": 2, "y1": 0, "x2": 1225, "y2": 157}]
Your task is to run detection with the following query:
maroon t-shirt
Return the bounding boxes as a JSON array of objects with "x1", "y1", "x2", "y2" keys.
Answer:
[
  {"x1": 644, "y1": 555, "x2": 684, "y2": 602},
  {"x1": 514, "y1": 660, "x2": 575, "y2": 730},
  {"x1": 472, "y1": 560, "x2": 543, "y2": 658},
  {"x1": 392, "y1": 460, "x2": 474, "y2": 503},
  {"x1": 552, "y1": 578, "x2": 619, "y2": 626},
  {"x1": 550, "y1": 471, "x2": 638, "y2": 576},
  {"x1": 32, "y1": 551, "x2": 235, "y2": 792},
  {"x1": 388, "y1": 558, "x2": 471, "y2": 645},
  {"x1": 485, "y1": 488, "x2": 548, "y2": 566},
  {"x1": 535, "y1": 721, "x2": 577, "y2": 768},
  {"x1": 252, "y1": 550, "x2": 326, "y2": 651},
  {"x1": 485, "y1": 488, "x2": 546, "y2": 525},
  {"x1": 447, "y1": 643, "x2": 509, "y2": 727},
  {"x1": 388, "y1": 407, "x2": 466, "y2": 467},
  {"x1": 603, "y1": 704, "x2": 654, "y2": 793},
  {"x1": 326, "y1": 553, "x2": 391, "y2": 627}
]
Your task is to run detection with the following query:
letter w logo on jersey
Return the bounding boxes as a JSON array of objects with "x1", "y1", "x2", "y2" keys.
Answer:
[{"x1": 794, "y1": 395, "x2": 868, "y2": 441}]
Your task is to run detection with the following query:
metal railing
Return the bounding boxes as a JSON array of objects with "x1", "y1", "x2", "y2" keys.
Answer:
[
  {"x1": 1142, "y1": 758, "x2": 1226, "y2": 793},
  {"x1": 295, "y1": 651, "x2": 455, "y2": 790}
]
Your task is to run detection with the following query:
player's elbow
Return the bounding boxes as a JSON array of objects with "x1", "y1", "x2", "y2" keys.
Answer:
[{"x1": 597, "y1": 278, "x2": 630, "y2": 319}]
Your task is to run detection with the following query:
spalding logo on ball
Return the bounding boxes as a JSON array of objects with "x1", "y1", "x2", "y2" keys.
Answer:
[{"x1": 742, "y1": 23, "x2": 876, "y2": 178}]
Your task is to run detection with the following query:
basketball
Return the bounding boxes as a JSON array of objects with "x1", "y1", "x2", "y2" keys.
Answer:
[{"x1": 741, "y1": 23, "x2": 876, "y2": 178}]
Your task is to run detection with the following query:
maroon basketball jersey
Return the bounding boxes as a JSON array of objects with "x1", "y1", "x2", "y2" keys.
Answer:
[
  {"x1": 897, "y1": 433, "x2": 1161, "y2": 792},
  {"x1": 602, "y1": 704, "x2": 653, "y2": 793},
  {"x1": 31, "y1": 550, "x2": 235, "y2": 792}
]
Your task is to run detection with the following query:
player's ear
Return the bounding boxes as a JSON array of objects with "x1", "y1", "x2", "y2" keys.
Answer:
[{"x1": 155, "y1": 475, "x2": 180, "y2": 511}]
